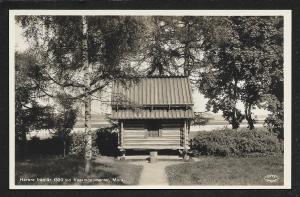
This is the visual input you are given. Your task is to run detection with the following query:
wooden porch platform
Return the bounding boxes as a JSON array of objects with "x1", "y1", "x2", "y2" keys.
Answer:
[
  {"x1": 118, "y1": 155, "x2": 184, "y2": 161},
  {"x1": 118, "y1": 145, "x2": 189, "y2": 150}
]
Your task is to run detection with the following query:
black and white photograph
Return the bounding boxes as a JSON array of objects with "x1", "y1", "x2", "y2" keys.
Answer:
[{"x1": 9, "y1": 10, "x2": 292, "y2": 189}]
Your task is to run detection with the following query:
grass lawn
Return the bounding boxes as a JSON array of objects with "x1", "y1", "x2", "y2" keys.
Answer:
[
  {"x1": 166, "y1": 154, "x2": 283, "y2": 185},
  {"x1": 16, "y1": 155, "x2": 143, "y2": 185}
]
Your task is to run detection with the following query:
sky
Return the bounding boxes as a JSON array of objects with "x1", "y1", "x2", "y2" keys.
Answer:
[{"x1": 14, "y1": 22, "x2": 269, "y2": 116}]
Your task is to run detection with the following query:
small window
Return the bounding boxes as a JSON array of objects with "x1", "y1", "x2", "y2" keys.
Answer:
[{"x1": 146, "y1": 120, "x2": 161, "y2": 137}]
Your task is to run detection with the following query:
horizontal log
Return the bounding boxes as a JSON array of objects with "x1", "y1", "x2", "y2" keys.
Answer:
[
  {"x1": 161, "y1": 136, "x2": 182, "y2": 139},
  {"x1": 124, "y1": 143, "x2": 181, "y2": 146},
  {"x1": 161, "y1": 129, "x2": 180, "y2": 131},
  {"x1": 124, "y1": 135, "x2": 146, "y2": 138},
  {"x1": 124, "y1": 141, "x2": 180, "y2": 145},
  {"x1": 124, "y1": 131, "x2": 146, "y2": 133},
  {"x1": 119, "y1": 145, "x2": 186, "y2": 150},
  {"x1": 124, "y1": 132, "x2": 181, "y2": 135},
  {"x1": 124, "y1": 134, "x2": 182, "y2": 138},
  {"x1": 161, "y1": 130, "x2": 180, "y2": 133},
  {"x1": 124, "y1": 132, "x2": 146, "y2": 135},
  {"x1": 161, "y1": 127, "x2": 181, "y2": 130},
  {"x1": 124, "y1": 123, "x2": 144, "y2": 127},
  {"x1": 161, "y1": 133, "x2": 181, "y2": 135},
  {"x1": 124, "y1": 137, "x2": 180, "y2": 141},
  {"x1": 161, "y1": 133, "x2": 180, "y2": 136},
  {"x1": 124, "y1": 129, "x2": 146, "y2": 132},
  {"x1": 124, "y1": 136, "x2": 180, "y2": 139},
  {"x1": 124, "y1": 129, "x2": 181, "y2": 133},
  {"x1": 124, "y1": 138, "x2": 180, "y2": 142},
  {"x1": 123, "y1": 144, "x2": 181, "y2": 148},
  {"x1": 161, "y1": 123, "x2": 182, "y2": 126},
  {"x1": 123, "y1": 135, "x2": 146, "y2": 138}
]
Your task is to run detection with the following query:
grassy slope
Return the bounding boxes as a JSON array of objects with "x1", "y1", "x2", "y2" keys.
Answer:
[
  {"x1": 166, "y1": 155, "x2": 283, "y2": 185},
  {"x1": 16, "y1": 155, "x2": 142, "y2": 185}
]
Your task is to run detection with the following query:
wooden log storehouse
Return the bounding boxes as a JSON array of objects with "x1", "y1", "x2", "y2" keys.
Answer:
[{"x1": 111, "y1": 76, "x2": 194, "y2": 154}]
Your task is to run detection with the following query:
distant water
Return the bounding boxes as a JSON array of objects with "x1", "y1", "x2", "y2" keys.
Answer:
[
  {"x1": 190, "y1": 123, "x2": 264, "y2": 132},
  {"x1": 28, "y1": 122, "x2": 264, "y2": 140}
]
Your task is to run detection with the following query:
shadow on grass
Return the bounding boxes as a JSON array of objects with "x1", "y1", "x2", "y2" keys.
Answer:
[{"x1": 15, "y1": 155, "x2": 142, "y2": 185}]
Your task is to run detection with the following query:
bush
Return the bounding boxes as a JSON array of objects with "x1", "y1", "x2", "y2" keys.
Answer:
[
  {"x1": 190, "y1": 127, "x2": 283, "y2": 156},
  {"x1": 69, "y1": 126, "x2": 119, "y2": 158},
  {"x1": 24, "y1": 136, "x2": 65, "y2": 156},
  {"x1": 69, "y1": 131, "x2": 99, "y2": 158},
  {"x1": 95, "y1": 127, "x2": 119, "y2": 156}
]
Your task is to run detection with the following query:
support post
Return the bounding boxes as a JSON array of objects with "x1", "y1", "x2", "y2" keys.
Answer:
[
  {"x1": 120, "y1": 121, "x2": 124, "y2": 147},
  {"x1": 120, "y1": 149, "x2": 126, "y2": 160},
  {"x1": 183, "y1": 120, "x2": 189, "y2": 161},
  {"x1": 184, "y1": 120, "x2": 187, "y2": 149},
  {"x1": 149, "y1": 151, "x2": 158, "y2": 163}
]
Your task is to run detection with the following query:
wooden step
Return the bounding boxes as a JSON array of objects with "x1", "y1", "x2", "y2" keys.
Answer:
[{"x1": 122, "y1": 155, "x2": 183, "y2": 160}]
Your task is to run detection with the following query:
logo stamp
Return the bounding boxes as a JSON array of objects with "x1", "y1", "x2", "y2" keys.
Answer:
[{"x1": 264, "y1": 175, "x2": 279, "y2": 183}]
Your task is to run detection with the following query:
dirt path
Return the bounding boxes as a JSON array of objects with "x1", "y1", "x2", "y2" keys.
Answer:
[{"x1": 130, "y1": 161, "x2": 183, "y2": 185}]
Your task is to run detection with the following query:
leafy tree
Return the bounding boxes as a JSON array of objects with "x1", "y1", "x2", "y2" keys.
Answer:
[
  {"x1": 257, "y1": 17, "x2": 283, "y2": 139},
  {"x1": 264, "y1": 94, "x2": 283, "y2": 139},
  {"x1": 142, "y1": 16, "x2": 211, "y2": 77},
  {"x1": 15, "y1": 52, "x2": 55, "y2": 158},
  {"x1": 139, "y1": 16, "x2": 179, "y2": 76},
  {"x1": 52, "y1": 93, "x2": 78, "y2": 157},
  {"x1": 197, "y1": 16, "x2": 283, "y2": 132},
  {"x1": 197, "y1": 17, "x2": 245, "y2": 129},
  {"x1": 173, "y1": 16, "x2": 214, "y2": 77},
  {"x1": 17, "y1": 15, "x2": 144, "y2": 172},
  {"x1": 140, "y1": 16, "x2": 284, "y2": 134},
  {"x1": 230, "y1": 16, "x2": 283, "y2": 130}
]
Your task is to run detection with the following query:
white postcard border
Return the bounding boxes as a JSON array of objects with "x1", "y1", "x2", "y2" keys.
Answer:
[{"x1": 9, "y1": 9, "x2": 292, "y2": 190}]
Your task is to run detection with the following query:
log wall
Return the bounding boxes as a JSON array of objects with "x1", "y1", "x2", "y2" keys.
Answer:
[{"x1": 119, "y1": 120, "x2": 188, "y2": 150}]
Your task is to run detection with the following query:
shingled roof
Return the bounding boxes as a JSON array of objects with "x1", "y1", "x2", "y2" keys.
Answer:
[
  {"x1": 111, "y1": 76, "x2": 193, "y2": 107},
  {"x1": 111, "y1": 76, "x2": 194, "y2": 119}
]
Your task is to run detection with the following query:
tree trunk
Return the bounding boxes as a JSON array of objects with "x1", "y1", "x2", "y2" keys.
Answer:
[
  {"x1": 63, "y1": 140, "x2": 66, "y2": 158},
  {"x1": 183, "y1": 21, "x2": 191, "y2": 77},
  {"x1": 82, "y1": 16, "x2": 92, "y2": 174},
  {"x1": 183, "y1": 46, "x2": 191, "y2": 76},
  {"x1": 84, "y1": 96, "x2": 92, "y2": 173},
  {"x1": 231, "y1": 114, "x2": 239, "y2": 129},
  {"x1": 20, "y1": 129, "x2": 28, "y2": 159},
  {"x1": 245, "y1": 103, "x2": 255, "y2": 130},
  {"x1": 231, "y1": 79, "x2": 240, "y2": 129}
]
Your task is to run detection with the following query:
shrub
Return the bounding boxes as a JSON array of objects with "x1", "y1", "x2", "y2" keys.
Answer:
[
  {"x1": 95, "y1": 127, "x2": 119, "y2": 156},
  {"x1": 69, "y1": 126, "x2": 119, "y2": 158},
  {"x1": 190, "y1": 127, "x2": 283, "y2": 156},
  {"x1": 69, "y1": 131, "x2": 99, "y2": 158},
  {"x1": 24, "y1": 136, "x2": 65, "y2": 156}
]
